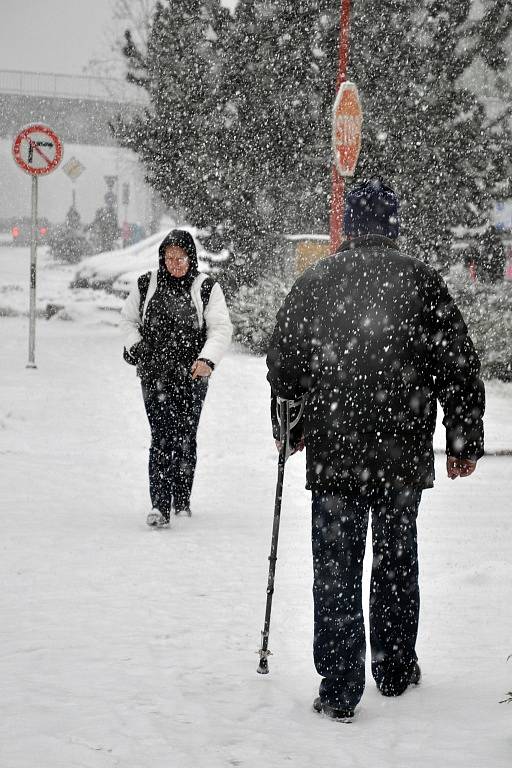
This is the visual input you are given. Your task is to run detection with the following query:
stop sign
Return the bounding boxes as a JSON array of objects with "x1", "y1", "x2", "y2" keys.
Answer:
[{"x1": 332, "y1": 81, "x2": 363, "y2": 177}]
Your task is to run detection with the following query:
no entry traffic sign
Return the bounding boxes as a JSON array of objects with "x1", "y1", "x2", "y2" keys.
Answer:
[{"x1": 12, "y1": 124, "x2": 63, "y2": 176}]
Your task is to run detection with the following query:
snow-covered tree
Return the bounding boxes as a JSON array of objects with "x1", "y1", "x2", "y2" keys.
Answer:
[
  {"x1": 112, "y1": 0, "x2": 512, "y2": 296},
  {"x1": 445, "y1": 263, "x2": 512, "y2": 380},
  {"x1": 48, "y1": 205, "x2": 92, "y2": 264},
  {"x1": 349, "y1": 0, "x2": 512, "y2": 265},
  {"x1": 229, "y1": 269, "x2": 294, "y2": 354},
  {"x1": 113, "y1": 0, "x2": 233, "y2": 231},
  {"x1": 475, "y1": 224, "x2": 506, "y2": 282},
  {"x1": 221, "y1": 1, "x2": 337, "y2": 243}
]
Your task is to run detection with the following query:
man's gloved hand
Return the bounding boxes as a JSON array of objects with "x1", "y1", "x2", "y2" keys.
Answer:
[
  {"x1": 446, "y1": 456, "x2": 477, "y2": 479},
  {"x1": 275, "y1": 435, "x2": 305, "y2": 455},
  {"x1": 291, "y1": 435, "x2": 306, "y2": 455}
]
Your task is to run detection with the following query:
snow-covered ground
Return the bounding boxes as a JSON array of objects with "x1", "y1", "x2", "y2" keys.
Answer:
[
  {"x1": 1, "y1": 246, "x2": 511, "y2": 767},
  {"x1": 0, "y1": 245, "x2": 122, "y2": 322}
]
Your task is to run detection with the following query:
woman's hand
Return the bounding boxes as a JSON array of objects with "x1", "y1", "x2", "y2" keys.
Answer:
[{"x1": 191, "y1": 359, "x2": 213, "y2": 379}]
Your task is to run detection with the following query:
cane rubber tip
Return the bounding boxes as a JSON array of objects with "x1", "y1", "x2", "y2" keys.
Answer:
[{"x1": 257, "y1": 659, "x2": 269, "y2": 674}]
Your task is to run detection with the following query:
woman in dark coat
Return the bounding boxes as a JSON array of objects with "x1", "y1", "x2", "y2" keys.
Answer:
[{"x1": 121, "y1": 230, "x2": 232, "y2": 526}]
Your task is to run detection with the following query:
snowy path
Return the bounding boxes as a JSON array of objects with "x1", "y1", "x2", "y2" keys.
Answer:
[{"x1": 1, "y1": 314, "x2": 511, "y2": 768}]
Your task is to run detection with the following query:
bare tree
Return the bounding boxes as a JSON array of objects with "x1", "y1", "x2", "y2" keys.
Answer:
[
  {"x1": 112, "y1": 0, "x2": 155, "y2": 56},
  {"x1": 85, "y1": 0, "x2": 156, "y2": 80}
]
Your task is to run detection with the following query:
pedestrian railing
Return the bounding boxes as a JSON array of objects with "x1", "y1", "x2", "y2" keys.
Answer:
[{"x1": 0, "y1": 69, "x2": 147, "y2": 105}]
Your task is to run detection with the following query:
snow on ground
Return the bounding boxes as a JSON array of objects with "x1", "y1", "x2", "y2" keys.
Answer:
[
  {"x1": 1, "y1": 246, "x2": 512, "y2": 767},
  {"x1": 0, "y1": 246, "x2": 122, "y2": 321}
]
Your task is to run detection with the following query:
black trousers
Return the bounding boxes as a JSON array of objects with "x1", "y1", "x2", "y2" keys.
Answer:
[
  {"x1": 142, "y1": 378, "x2": 208, "y2": 516},
  {"x1": 311, "y1": 486, "x2": 421, "y2": 710}
]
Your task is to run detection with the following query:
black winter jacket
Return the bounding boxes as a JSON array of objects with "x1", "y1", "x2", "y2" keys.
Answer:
[
  {"x1": 266, "y1": 235, "x2": 485, "y2": 492},
  {"x1": 133, "y1": 231, "x2": 205, "y2": 384}
]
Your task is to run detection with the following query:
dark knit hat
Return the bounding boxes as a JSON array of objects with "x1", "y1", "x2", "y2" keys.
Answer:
[
  {"x1": 344, "y1": 178, "x2": 399, "y2": 239},
  {"x1": 158, "y1": 229, "x2": 198, "y2": 275}
]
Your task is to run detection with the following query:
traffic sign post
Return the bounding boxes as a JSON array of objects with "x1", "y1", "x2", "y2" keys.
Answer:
[
  {"x1": 330, "y1": 81, "x2": 362, "y2": 254},
  {"x1": 28, "y1": 175, "x2": 38, "y2": 368},
  {"x1": 330, "y1": 0, "x2": 363, "y2": 254},
  {"x1": 12, "y1": 124, "x2": 63, "y2": 368},
  {"x1": 62, "y1": 156, "x2": 85, "y2": 182},
  {"x1": 332, "y1": 82, "x2": 362, "y2": 177},
  {"x1": 62, "y1": 156, "x2": 86, "y2": 208}
]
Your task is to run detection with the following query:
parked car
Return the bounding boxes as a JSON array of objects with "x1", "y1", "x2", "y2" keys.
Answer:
[{"x1": 10, "y1": 217, "x2": 51, "y2": 246}]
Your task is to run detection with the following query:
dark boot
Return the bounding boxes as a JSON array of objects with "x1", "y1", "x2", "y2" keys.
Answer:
[
  {"x1": 313, "y1": 697, "x2": 354, "y2": 722},
  {"x1": 174, "y1": 505, "x2": 192, "y2": 517},
  {"x1": 377, "y1": 662, "x2": 421, "y2": 697}
]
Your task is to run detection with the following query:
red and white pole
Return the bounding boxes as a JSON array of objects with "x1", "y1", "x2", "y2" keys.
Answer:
[{"x1": 329, "y1": 0, "x2": 351, "y2": 254}]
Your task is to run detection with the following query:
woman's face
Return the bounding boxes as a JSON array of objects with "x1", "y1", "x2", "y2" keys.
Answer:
[{"x1": 164, "y1": 245, "x2": 190, "y2": 277}]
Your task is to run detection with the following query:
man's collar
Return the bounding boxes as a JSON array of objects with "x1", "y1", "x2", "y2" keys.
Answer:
[{"x1": 337, "y1": 234, "x2": 399, "y2": 252}]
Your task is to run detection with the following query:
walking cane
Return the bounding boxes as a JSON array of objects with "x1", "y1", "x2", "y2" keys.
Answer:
[{"x1": 257, "y1": 396, "x2": 304, "y2": 674}]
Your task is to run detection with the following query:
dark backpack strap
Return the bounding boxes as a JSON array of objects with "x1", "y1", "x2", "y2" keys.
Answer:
[
  {"x1": 123, "y1": 271, "x2": 152, "y2": 366},
  {"x1": 199, "y1": 277, "x2": 216, "y2": 348},
  {"x1": 137, "y1": 271, "x2": 152, "y2": 322},
  {"x1": 200, "y1": 276, "x2": 215, "y2": 313}
]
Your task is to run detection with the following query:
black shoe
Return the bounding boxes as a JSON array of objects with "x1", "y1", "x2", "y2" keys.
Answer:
[
  {"x1": 146, "y1": 509, "x2": 171, "y2": 528},
  {"x1": 409, "y1": 662, "x2": 421, "y2": 685},
  {"x1": 378, "y1": 662, "x2": 421, "y2": 697},
  {"x1": 313, "y1": 697, "x2": 354, "y2": 722}
]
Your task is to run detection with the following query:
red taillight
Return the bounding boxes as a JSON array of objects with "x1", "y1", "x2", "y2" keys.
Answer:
[
  {"x1": 12, "y1": 227, "x2": 20, "y2": 238},
  {"x1": 39, "y1": 227, "x2": 47, "y2": 235}
]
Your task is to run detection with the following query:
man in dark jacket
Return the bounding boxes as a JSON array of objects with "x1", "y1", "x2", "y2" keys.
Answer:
[{"x1": 266, "y1": 179, "x2": 485, "y2": 721}]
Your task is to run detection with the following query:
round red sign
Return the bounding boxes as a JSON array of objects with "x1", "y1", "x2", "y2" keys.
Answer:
[
  {"x1": 12, "y1": 124, "x2": 63, "y2": 176},
  {"x1": 332, "y1": 82, "x2": 363, "y2": 177}
]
